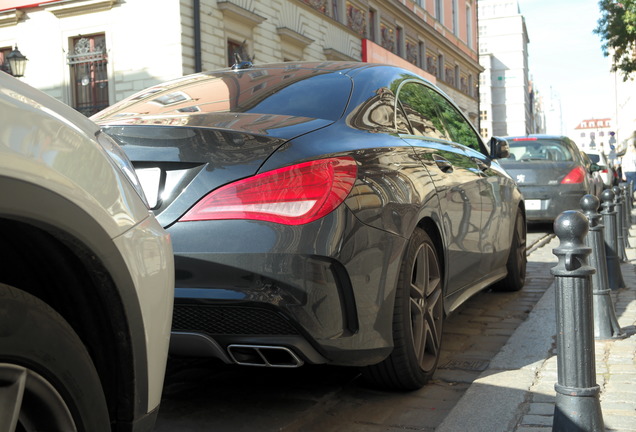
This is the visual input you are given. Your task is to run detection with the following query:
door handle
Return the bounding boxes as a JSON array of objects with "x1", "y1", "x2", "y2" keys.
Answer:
[
  {"x1": 473, "y1": 158, "x2": 490, "y2": 172},
  {"x1": 433, "y1": 154, "x2": 453, "y2": 173}
]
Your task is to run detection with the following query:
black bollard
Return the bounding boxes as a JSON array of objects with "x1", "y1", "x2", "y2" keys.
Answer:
[
  {"x1": 580, "y1": 195, "x2": 626, "y2": 340},
  {"x1": 551, "y1": 210, "x2": 605, "y2": 432},
  {"x1": 601, "y1": 189, "x2": 626, "y2": 290},
  {"x1": 612, "y1": 186, "x2": 629, "y2": 261},
  {"x1": 619, "y1": 184, "x2": 632, "y2": 248}
]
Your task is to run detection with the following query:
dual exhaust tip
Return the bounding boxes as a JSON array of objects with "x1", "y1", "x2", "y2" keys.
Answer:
[{"x1": 227, "y1": 344, "x2": 304, "y2": 368}]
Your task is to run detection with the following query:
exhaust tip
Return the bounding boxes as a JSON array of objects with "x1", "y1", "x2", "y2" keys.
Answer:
[{"x1": 227, "y1": 344, "x2": 304, "y2": 368}]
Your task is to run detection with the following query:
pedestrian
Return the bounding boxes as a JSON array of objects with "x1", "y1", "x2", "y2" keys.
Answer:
[{"x1": 621, "y1": 133, "x2": 636, "y2": 193}]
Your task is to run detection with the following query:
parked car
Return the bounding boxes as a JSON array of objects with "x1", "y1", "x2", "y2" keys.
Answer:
[
  {"x1": 499, "y1": 134, "x2": 600, "y2": 223},
  {"x1": 92, "y1": 61, "x2": 526, "y2": 391},
  {"x1": 584, "y1": 148, "x2": 616, "y2": 188},
  {"x1": 0, "y1": 73, "x2": 174, "y2": 431}
]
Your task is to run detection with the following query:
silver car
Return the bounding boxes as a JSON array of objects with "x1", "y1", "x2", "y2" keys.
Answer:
[{"x1": 0, "y1": 73, "x2": 174, "y2": 431}]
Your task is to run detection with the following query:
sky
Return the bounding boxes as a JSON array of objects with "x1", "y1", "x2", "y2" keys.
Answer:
[{"x1": 516, "y1": 0, "x2": 616, "y2": 133}]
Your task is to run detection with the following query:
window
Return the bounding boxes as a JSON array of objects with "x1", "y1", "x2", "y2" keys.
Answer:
[
  {"x1": 581, "y1": 132, "x2": 586, "y2": 138},
  {"x1": 1, "y1": 47, "x2": 12, "y2": 74},
  {"x1": 397, "y1": 81, "x2": 482, "y2": 152},
  {"x1": 228, "y1": 39, "x2": 250, "y2": 66},
  {"x1": 435, "y1": 0, "x2": 443, "y2": 21},
  {"x1": 396, "y1": 26, "x2": 404, "y2": 57},
  {"x1": 368, "y1": 9, "x2": 377, "y2": 42},
  {"x1": 452, "y1": 0, "x2": 459, "y2": 35},
  {"x1": 437, "y1": 54, "x2": 444, "y2": 80},
  {"x1": 454, "y1": 65, "x2": 459, "y2": 89},
  {"x1": 397, "y1": 82, "x2": 450, "y2": 140},
  {"x1": 466, "y1": 5, "x2": 473, "y2": 48},
  {"x1": 68, "y1": 34, "x2": 108, "y2": 117},
  {"x1": 431, "y1": 89, "x2": 481, "y2": 151},
  {"x1": 480, "y1": 110, "x2": 488, "y2": 121}
]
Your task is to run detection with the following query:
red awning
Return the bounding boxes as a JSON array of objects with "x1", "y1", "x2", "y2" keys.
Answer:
[{"x1": 1, "y1": 1, "x2": 60, "y2": 12}]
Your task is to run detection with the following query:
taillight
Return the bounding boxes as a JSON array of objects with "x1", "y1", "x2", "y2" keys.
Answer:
[
  {"x1": 180, "y1": 157, "x2": 358, "y2": 225},
  {"x1": 561, "y1": 166, "x2": 586, "y2": 184}
]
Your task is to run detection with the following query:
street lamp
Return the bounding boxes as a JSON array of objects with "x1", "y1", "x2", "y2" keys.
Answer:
[{"x1": 4, "y1": 45, "x2": 28, "y2": 78}]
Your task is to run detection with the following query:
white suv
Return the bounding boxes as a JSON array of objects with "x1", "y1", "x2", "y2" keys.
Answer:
[{"x1": 0, "y1": 73, "x2": 174, "y2": 431}]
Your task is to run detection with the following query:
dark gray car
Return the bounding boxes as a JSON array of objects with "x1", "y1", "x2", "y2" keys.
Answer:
[
  {"x1": 93, "y1": 61, "x2": 526, "y2": 391},
  {"x1": 498, "y1": 135, "x2": 598, "y2": 223}
]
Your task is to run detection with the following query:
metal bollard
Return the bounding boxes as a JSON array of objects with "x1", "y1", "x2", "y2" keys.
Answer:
[
  {"x1": 601, "y1": 189, "x2": 626, "y2": 290},
  {"x1": 619, "y1": 184, "x2": 631, "y2": 248},
  {"x1": 580, "y1": 195, "x2": 626, "y2": 340},
  {"x1": 612, "y1": 186, "x2": 629, "y2": 261},
  {"x1": 623, "y1": 182, "x2": 633, "y2": 228},
  {"x1": 551, "y1": 210, "x2": 605, "y2": 432}
]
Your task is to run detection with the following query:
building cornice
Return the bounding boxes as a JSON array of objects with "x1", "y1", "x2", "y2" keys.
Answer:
[
  {"x1": 217, "y1": 1, "x2": 266, "y2": 27},
  {"x1": 46, "y1": 0, "x2": 117, "y2": 18},
  {"x1": 0, "y1": 9, "x2": 24, "y2": 27},
  {"x1": 277, "y1": 27, "x2": 314, "y2": 47}
]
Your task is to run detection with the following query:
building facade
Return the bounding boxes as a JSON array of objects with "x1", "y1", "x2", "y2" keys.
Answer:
[
  {"x1": 573, "y1": 117, "x2": 614, "y2": 152},
  {"x1": 477, "y1": 0, "x2": 533, "y2": 138},
  {"x1": 0, "y1": 0, "x2": 481, "y2": 125}
]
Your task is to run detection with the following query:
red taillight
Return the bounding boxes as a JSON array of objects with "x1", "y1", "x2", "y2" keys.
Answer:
[
  {"x1": 561, "y1": 166, "x2": 586, "y2": 184},
  {"x1": 180, "y1": 157, "x2": 358, "y2": 225},
  {"x1": 513, "y1": 137, "x2": 538, "y2": 141}
]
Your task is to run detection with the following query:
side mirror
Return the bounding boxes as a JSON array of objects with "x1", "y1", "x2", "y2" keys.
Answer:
[
  {"x1": 590, "y1": 163, "x2": 601, "y2": 173},
  {"x1": 489, "y1": 136, "x2": 510, "y2": 159}
]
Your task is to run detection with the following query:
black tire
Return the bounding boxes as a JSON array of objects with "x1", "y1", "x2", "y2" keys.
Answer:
[
  {"x1": 361, "y1": 228, "x2": 444, "y2": 391},
  {"x1": 0, "y1": 283, "x2": 110, "y2": 432},
  {"x1": 492, "y1": 209, "x2": 527, "y2": 292}
]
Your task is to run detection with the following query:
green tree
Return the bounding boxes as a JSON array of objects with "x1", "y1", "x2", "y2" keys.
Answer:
[{"x1": 595, "y1": 0, "x2": 636, "y2": 80}]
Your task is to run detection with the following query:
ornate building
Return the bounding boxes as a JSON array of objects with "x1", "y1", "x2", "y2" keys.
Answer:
[{"x1": 1, "y1": 0, "x2": 480, "y2": 124}]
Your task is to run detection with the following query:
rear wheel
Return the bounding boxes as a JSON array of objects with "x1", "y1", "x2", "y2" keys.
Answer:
[
  {"x1": 492, "y1": 209, "x2": 526, "y2": 292},
  {"x1": 0, "y1": 283, "x2": 110, "y2": 432},
  {"x1": 362, "y1": 228, "x2": 444, "y2": 391}
]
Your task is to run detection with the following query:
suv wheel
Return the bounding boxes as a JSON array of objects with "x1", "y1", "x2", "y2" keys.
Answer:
[{"x1": 0, "y1": 283, "x2": 110, "y2": 431}]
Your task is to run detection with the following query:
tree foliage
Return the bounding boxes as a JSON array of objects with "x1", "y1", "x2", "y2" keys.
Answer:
[{"x1": 595, "y1": 0, "x2": 636, "y2": 80}]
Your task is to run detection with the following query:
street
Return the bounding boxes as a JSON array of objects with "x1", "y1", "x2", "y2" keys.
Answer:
[{"x1": 155, "y1": 226, "x2": 555, "y2": 431}]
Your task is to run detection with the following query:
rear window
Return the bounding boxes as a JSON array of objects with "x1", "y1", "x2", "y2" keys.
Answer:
[
  {"x1": 93, "y1": 67, "x2": 352, "y2": 122},
  {"x1": 505, "y1": 139, "x2": 574, "y2": 162},
  {"x1": 587, "y1": 153, "x2": 600, "y2": 164}
]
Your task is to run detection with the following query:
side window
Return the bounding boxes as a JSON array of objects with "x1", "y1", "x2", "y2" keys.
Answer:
[
  {"x1": 397, "y1": 82, "x2": 450, "y2": 140},
  {"x1": 428, "y1": 89, "x2": 482, "y2": 152}
]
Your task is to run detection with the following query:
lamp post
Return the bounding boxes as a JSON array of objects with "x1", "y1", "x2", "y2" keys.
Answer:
[{"x1": 3, "y1": 45, "x2": 28, "y2": 78}]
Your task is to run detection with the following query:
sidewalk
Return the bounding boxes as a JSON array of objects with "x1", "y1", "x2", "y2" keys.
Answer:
[{"x1": 436, "y1": 219, "x2": 636, "y2": 432}]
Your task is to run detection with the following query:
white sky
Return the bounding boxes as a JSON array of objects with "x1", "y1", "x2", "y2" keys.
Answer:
[{"x1": 517, "y1": 0, "x2": 616, "y2": 132}]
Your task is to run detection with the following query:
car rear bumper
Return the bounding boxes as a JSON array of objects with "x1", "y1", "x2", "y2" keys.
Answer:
[
  {"x1": 166, "y1": 207, "x2": 407, "y2": 367},
  {"x1": 520, "y1": 185, "x2": 589, "y2": 222}
]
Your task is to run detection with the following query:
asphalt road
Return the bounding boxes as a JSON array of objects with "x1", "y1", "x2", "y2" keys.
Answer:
[{"x1": 154, "y1": 226, "x2": 555, "y2": 431}]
